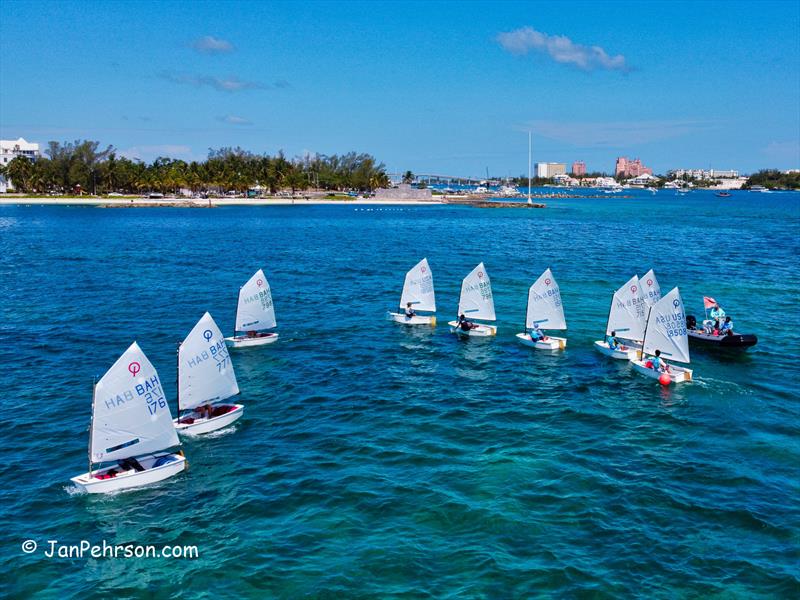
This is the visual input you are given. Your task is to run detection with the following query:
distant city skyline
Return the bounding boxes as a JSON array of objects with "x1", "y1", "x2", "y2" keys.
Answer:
[{"x1": 1, "y1": 1, "x2": 798, "y2": 177}]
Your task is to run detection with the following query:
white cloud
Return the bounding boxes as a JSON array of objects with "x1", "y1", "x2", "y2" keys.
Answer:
[
  {"x1": 497, "y1": 27, "x2": 629, "y2": 72},
  {"x1": 526, "y1": 119, "x2": 714, "y2": 147},
  {"x1": 191, "y1": 36, "x2": 234, "y2": 54},
  {"x1": 217, "y1": 115, "x2": 252, "y2": 125},
  {"x1": 160, "y1": 72, "x2": 263, "y2": 92}
]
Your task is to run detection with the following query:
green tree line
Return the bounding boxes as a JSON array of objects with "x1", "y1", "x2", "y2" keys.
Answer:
[
  {"x1": 745, "y1": 169, "x2": 800, "y2": 190},
  {"x1": 0, "y1": 140, "x2": 391, "y2": 195}
]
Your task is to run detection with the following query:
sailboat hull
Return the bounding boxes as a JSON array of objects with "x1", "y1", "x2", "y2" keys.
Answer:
[
  {"x1": 175, "y1": 404, "x2": 244, "y2": 435},
  {"x1": 593, "y1": 340, "x2": 640, "y2": 360},
  {"x1": 631, "y1": 359, "x2": 692, "y2": 383},
  {"x1": 71, "y1": 452, "x2": 186, "y2": 494},
  {"x1": 387, "y1": 312, "x2": 436, "y2": 326},
  {"x1": 224, "y1": 333, "x2": 278, "y2": 348},
  {"x1": 516, "y1": 333, "x2": 566, "y2": 350},
  {"x1": 448, "y1": 321, "x2": 497, "y2": 337}
]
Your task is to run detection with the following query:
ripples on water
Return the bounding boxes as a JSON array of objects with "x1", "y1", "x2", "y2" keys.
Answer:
[{"x1": 1, "y1": 192, "x2": 799, "y2": 598}]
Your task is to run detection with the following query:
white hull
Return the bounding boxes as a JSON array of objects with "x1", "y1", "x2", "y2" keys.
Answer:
[
  {"x1": 224, "y1": 333, "x2": 278, "y2": 347},
  {"x1": 593, "y1": 340, "x2": 640, "y2": 360},
  {"x1": 174, "y1": 404, "x2": 244, "y2": 435},
  {"x1": 516, "y1": 333, "x2": 566, "y2": 350},
  {"x1": 71, "y1": 452, "x2": 186, "y2": 494},
  {"x1": 388, "y1": 312, "x2": 436, "y2": 326},
  {"x1": 631, "y1": 359, "x2": 693, "y2": 383},
  {"x1": 448, "y1": 321, "x2": 497, "y2": 337}
]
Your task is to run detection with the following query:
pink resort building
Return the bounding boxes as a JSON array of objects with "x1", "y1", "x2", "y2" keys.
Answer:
[
  {"x1": 615, "y1": 157, "x2": 652, "y2": 178},
  {"x1": 571, "y1": 161, "x2": 586, "y2": 176}
]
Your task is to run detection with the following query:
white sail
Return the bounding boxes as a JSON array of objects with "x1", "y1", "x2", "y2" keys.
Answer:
[
  {"x1": 235, "y1": 269, "x2": 276, "y2": 332},
  {"x1": 179, "y1": 312, "x2": 239, "y2": 411},
  {"x1": 399, "y1": 258, "x2": 436, "y2": 312},
  {"x1": 525, "y1": 268, "x2": 566, "y2": 330},
  {"x1": 458, "y1": 262, "x2": 496, "y2": 321},
  {"x1": 642, "y1": 287, "x2": 690, "y2": 363},
  {"x1": 640, "y1": 269, "x2": 662, "y2": 307},
  {"x1": 606, "y1": 274, "x2": 647, "y2": 340},
  {"x1": 91, "y1": 342, "x2": 180, "y2": 464}
]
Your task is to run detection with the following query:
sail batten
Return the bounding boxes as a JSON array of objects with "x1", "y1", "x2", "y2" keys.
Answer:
[
  {"x1": 458, "y1": 263, "x2": 495, "y2": 321},
  {"x1": 235, "y1": 269, "x2": 276, "y2": 332},
  {"x1": 525, "y1": 268, "x2": 566, "y2": 330},
  {"x1": 179, "y1": 312, "x2": 239, "y2": 411},
  {"x1": 640, "y1": 269, "x2": 662, "y2": 307},
  {"x1": 90, "y1": 342, "x2": 180, "y2": 464},
  {"x1": 606, "y1": 274, "x2": 647, "y2": 340},
  {"x1": 642, "y1": 287, "x2": 690, "y2": 363},
  {"x1": 399, "y1": 258, "x2": 436, "y2": 312}
]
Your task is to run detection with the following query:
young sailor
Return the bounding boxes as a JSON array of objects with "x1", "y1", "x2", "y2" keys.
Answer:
[
  {"x1": 650, "y1": 349, "x2": 670, "y2": 373},
  {"x1": 457, "y1": 313, "x2": 475, "y2": 331},
  {"x1": 405, "y1": 302, "x2": 416, "y2": 318},
  {"x1": 606, "y1": 330, "x2": 619, "y2": 350},
  {"x1": 529, "y1": 323, "x2": 548, "y2": 342}
]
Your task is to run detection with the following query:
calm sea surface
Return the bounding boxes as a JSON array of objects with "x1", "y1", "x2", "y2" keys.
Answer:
[{"x1": 1, "y1": 190, "x2": 799, "y2": 598}]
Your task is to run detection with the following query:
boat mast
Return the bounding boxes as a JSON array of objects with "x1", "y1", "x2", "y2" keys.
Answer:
[
  {"x1": 641, "y1": 305, "x2": 653, "y2": 358},
  {"x1": 175, "y1": 342, "x2": 181, "y2": 415},
  {"x1": 605, "y1": 290, "x2": 615, "y2": 336},
  {"x1": 527, "y1": 131, "x2": 532, "y2": 205},
  {"x1": 233, "y1": 286, "x2": 242, "y2": 337},
  {"x1": 88, "y1": 378, "x2": 96, "y2": 474},
  {"x1": 524, "y1": 284, "x2": 530, "y2": 333}
]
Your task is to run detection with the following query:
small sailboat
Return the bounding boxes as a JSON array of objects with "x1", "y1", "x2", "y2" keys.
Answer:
[
  {"x1": 640, "y1": 269, "x2": 661, "y2": 307},
  {"x1": 630, "y1": 287, "x2": 693, "y2": 384},
  {"x1": 175, "y1": 312, "x2": 243, "y2": 435},
  {"x1": 516, "y1": 268, "x2": 567, "y2": 350},
  {"x1": 594, "y1": 275, "x2": 646, "y2": 359},
  {"x1": 448, "y1": 262, "x2": 497, "y2": 337},
  {"x1": 388, "y1": 258, "x2": 436, "y2": 325},
  {"x1": 71, "y1": 342, "x2": 187, "y2": 494},
  {"x1": 224, "y1": 269, "x2": 278, "y2": 347}
]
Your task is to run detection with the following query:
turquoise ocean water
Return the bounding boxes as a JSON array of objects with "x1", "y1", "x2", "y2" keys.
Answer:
[{"x1": 1, "y1": 189, "x2": 799, "y2": 598}]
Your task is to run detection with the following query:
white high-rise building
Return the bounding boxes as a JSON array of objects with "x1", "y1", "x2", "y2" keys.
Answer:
[{"x1": 535, "y1": 162, "x2": 567, "y2": 178}]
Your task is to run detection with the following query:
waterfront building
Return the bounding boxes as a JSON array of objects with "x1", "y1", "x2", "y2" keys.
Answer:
[
  {"x1": 1, "y1": 137, "x2": 40, "y2": 165},
  {"x1": 670, "y1": 168, "x2": 740, "y2": 180},
  {"x1": 536, "y1": 162, "x2": 567, "y2": 178},
  {"x1": 571, "y1": 161, "x2": 586, "y2": 176},
  {"x1": 615, "y1": 157, "x2": 652, "y2": 178},
  {"x1": 627, "y1": 173, "x2": 660, "y2": 186},
  {"x1": 553, "y1": 173, "x2": 579, "y2": 186},
  {"x1": 0, "y1": 138, "x2": 41, "y2": 192}
]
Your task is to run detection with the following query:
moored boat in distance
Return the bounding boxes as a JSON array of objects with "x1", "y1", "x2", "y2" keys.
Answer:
[
  {"x1": 449, "y1": 262, "x2": 497, "y2": 337},
  {"x1": 630, "y1": 287, "x2": 693, "y2": 384},
  {"x1": 175, "y1": 312, "x2": 243, "y2": 435},
  {"x1": 224, "y1": 269, "x2": 279, "y2": 347},
  {"x1": 516, "y1": 268, "x2": 567, "y2": 350},
  {"x1": 594, "y1": 274, "x2": 646, "y2": 360},
  {"x1": 715, "y1": 191, "x2": 732, "y2": 197},
  {"x1": 71, "y1": 342, "x2": 187, "y2": 494},
  {"x1": 388, "y1": 258, "x2": 436, "y2": 326}
]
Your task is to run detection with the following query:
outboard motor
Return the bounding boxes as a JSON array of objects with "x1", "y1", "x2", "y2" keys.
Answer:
[{"x1": 686, "y1": 315, "x2": 697, "y2": 329}]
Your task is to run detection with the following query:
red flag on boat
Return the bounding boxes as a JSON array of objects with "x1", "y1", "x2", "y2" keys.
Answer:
[{"x1": 703, "y1": 296, "x2": 717, "y2": 309}]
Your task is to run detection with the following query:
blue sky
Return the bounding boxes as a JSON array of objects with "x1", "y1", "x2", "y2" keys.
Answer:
[{"x1": 1, "y1": 0, "x2": 798, "y2": 176}]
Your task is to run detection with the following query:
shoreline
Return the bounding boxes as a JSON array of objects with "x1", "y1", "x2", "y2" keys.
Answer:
[{"x1": 0, "y1": 196, "x2": 447, "y2": 207}]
